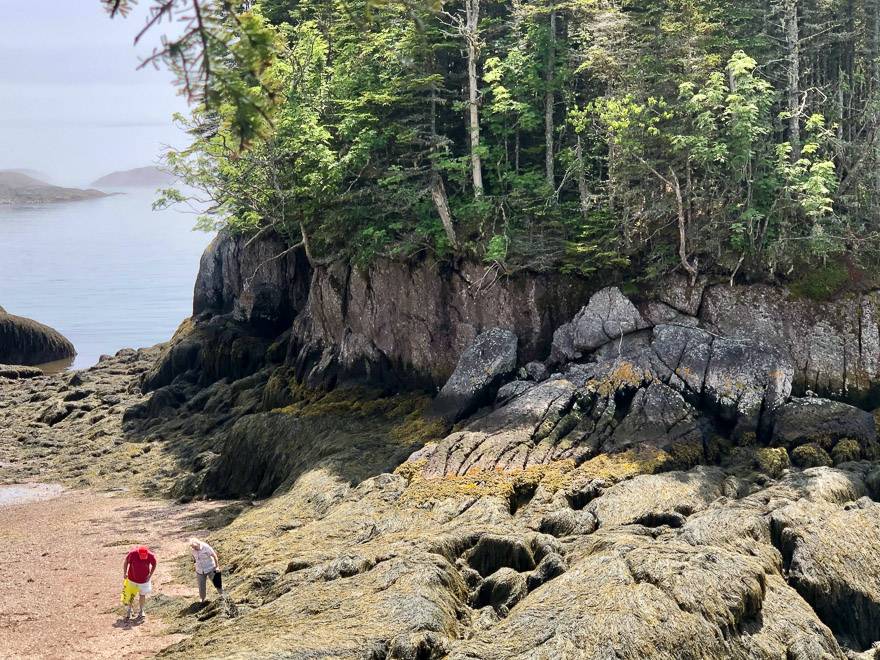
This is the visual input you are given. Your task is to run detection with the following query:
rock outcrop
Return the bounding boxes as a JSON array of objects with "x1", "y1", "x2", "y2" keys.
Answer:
[
  {"x1": 701, "y1": 284, "x2": 880, "y2": 399},
  {"x1": 153, "y1": 231, "x2": 590, "y2": 392},
  {"x1": 0, "y1": 309, "x2": 75, "y2": 366},
  {"x1": 429, "y1": 328, "x2": 518, "y2": 423}
]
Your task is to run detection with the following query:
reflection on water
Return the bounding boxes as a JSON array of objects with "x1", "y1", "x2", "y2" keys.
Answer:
[
  {"x1": 0, "y1": 190, "x2": 212, "y2": 370},
  {"x1": 36, "y1": 356, "x2": 76, "y2": 374}
]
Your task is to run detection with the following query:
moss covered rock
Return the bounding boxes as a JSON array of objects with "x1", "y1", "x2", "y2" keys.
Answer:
[
  {"x1": 755, "y1": 447, "x2": 791, "y2": 478},
  {"x1": 791, "y1": 443, "x2": 833, "y2": 469},
  {"x1": 831, "y1": 438, "x2": 862, "y2": 465}
]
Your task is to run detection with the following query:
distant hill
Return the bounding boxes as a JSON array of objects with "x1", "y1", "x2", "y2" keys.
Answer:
[
  {"x1": 6, "y1": 169, "x2": 51, "y2": 183},
  {"x1": 91, "y1": 166, "x2": 177, "y2": 189},
  {"x1": 0, "y1": 171, "x2": 107, "y2": 205}
]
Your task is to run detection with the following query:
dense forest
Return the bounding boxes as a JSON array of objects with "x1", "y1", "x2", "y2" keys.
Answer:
[{"x1": 137, "y1": 0, "x2": 880, "y2": 286}]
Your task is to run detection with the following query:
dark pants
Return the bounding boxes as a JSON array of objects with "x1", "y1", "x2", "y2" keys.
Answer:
[{"x1": 197, "y1": 571, "x2": 222, "y2": 600}]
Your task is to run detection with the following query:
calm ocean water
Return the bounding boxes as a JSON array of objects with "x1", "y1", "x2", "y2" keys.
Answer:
[{"x1": 0, "y1": 190, "x2": 212, "y2": 370}]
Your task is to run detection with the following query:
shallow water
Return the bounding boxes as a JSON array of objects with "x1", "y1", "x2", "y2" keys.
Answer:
[{"x1": 0, "y1": 190, "x2": 212, "y2": 369}]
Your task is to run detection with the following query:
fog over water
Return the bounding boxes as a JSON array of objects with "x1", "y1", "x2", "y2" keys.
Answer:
[
  {"x1": 0, "y1": 0, "x2": 189, "y2": 185},
  {"x1": 0, "y1": 191, "x2": 212, "y2": 369},
  {"x1": 0, "y1": 2, "x2": 213, "y2": 368}
]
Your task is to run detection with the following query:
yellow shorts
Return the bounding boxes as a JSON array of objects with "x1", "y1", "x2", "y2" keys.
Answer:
[{"x1": 121, "y1": 578, "x2": 140, "y2": 605}]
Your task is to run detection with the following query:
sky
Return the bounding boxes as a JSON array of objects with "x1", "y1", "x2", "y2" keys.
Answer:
[{"x1": 0, "y1": 1, "x2": 190, "y2": 186}]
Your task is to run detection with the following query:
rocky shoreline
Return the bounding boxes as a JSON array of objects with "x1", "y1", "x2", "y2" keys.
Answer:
[{"x1": 5, "y1": 232, "x2": 880, "y2": 658}]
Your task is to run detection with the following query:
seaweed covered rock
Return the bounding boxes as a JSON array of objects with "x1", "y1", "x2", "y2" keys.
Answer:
[
  {"x1": 0, "y1": 364, "x2": 43, "y2": 379},
  {"x1": 141, "y1": 316, "x2": 272, "y2": 392},
  {"x1": 771, "y1": 498, "x2": 880, "y2": 650},
  {"x1": 0, "y1": 309, "x2": 74, "y2": 366},
  {"x1": 448, "y1": 530, "x2": 840, "y2": 659},
  {"x1": 790, "y1": 443, "x2": 834, "y2": 469}
]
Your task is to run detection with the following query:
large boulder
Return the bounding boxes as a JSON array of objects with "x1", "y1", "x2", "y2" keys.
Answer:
[
  {"x1": 429, "y1": 328, "x2": 518, "y2": 424},
  {"x1": 702, "y1": 336, "x2": 793, "y2": 435},
  {"x1": 0, "y1": 310, "x2": 75, "y2": 366},
  {"x1": 650, "y1": 323, "x2": 793, "y2": 436},
  {"x1": 772, "y1": 397, "x2": 877, "y2": 451},
  {"x1": 771, "y1": 497, "x2": 880, "y2": 650},
  {"x1": 551, "y1": 287, "x2": 650, "y2": 360}
]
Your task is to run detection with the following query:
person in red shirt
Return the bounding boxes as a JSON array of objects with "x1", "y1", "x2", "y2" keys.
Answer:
[{"x1": 123, "y1": 545, "x2": 157, "y2": 620}]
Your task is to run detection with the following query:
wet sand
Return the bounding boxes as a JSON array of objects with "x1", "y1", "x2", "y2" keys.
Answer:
[
  {"x1": 0, "y1": 484, "x2": 63, "y2": 507},
  {"x1": 0, "y1": 486, "x2": 224, "y2": 659}
]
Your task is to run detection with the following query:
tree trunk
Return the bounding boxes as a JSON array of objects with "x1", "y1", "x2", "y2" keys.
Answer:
[
  {"x1": 466, "y1": 0, "x2": 484, "y2": 197},
  {"x1": 576, "y1": 135, "x2": 590, "y2": 218},
  {"x1": 431, "y1": 172, "x2": 458, "y2": 249},
  {"x1": 671, "y1": 168, "x2": 698, "y2": 285},
  {"x1": 545, "y1": 7, "x2": 556, "y2": 189},
  {"x1": 784, "y1": 0, "x2": 801, "y2": 161},
  {"x1": 874, "y1": 0, "x2": 880, "y2": 93}
]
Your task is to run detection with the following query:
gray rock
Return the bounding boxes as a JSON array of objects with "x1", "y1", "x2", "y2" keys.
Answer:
[
  {"x1": 641, "y1": 300, "x2": 683, "y2": 325},
  {"x1": 651, "y1": 324, "x2": 793, "y2": 435},
  {"x1": 494, "y1": 380, "x2": 535, "y2": 404},
  {"x1": 701, "y1": 284, "x2": 880, "y2": 397},
  {"x1": 549, "y1": 322, "x2": 580, "y2": 365},
  {"x1": 429, "y1": 328, "x2": 518, "y2": 424},
  {"x1": 657, "y1": 274, "x2": 707, "y2": 316},
  {"x1": 607, "y1": 382, "x2": 702, "y2": 454},
  {"x1": 703, "y1": 336, "x2": 793, "y2": 435},
  {"x1": 524, "y1": 361, "x2": 549, "y2": 382},
  {"x1": 570, "y1": 287, "x2": 650, "y2": 353},
  {"x1": 772, "y1": 397, "x2": 877, "y2": 449}
]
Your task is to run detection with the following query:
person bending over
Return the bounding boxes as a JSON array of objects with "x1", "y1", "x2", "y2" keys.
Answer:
[
  {"x1": 123, "y1": 545, "x2": 156, "y2": 620},
  {"x1": 189, "y1": 537, "x2": 223, "y2": 602}
]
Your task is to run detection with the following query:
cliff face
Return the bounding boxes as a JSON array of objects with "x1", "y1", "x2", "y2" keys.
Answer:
[
  {"x1": 155, "y1": 231, "x2": 590, "y2": 391},
  {"x1": 170, "y1": 231, "x2": 880, "y2": 403},
  {"x1": 0, "y1": 309, "x2": 75, "y2": 366}
]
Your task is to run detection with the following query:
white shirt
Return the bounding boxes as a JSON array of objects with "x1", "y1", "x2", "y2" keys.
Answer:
[{"x1": 192, "y1": 542, "x2": 217, "y2": 574}]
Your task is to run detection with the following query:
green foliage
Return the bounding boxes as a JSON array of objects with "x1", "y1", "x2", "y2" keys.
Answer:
[
  {"x1": 154, "y1": 0, "x2": 880, "y2": 286},
  {"x1": 788, "y1": 260, "x2": 851, "y2": 301}
]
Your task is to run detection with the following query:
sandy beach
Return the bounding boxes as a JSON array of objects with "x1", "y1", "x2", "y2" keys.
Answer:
[{"x1": 0, "y1": 486, "x2": 223, "y2": 659}]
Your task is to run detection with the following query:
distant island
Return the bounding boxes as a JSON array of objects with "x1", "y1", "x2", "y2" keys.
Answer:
[
  {"x1": 90, "y1": 166, "x2": 177, "y2": 189},
  {"x1": 0, "y1": 171, "x2": 107, "y2": 205}
]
